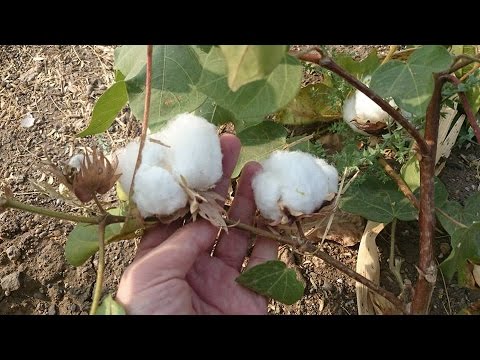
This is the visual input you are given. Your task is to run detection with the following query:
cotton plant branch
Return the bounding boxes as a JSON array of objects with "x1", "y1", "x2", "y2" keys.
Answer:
[
  {"x1": 225, "y1": 219, "x2": 406, "y2": 313},
  {"x1": 290, "y1": 47, "x2": 430, "y2": 156},
  {"x1": 90, "y1": 217, "x2": 107, "y2": 315},
  {"x1": 443, "y1": 74, "x2": 480, "y2": 144}
]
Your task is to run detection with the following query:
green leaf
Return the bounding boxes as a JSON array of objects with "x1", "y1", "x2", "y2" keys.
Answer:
[
  {"x1": 437, "y1": 192, "x2": 480, "y2": 236},
  {"x1": 440, "y1": 222, "x2": 480, "y2": 285},
  {"x1": 115, "y1": 45, "x2": 207, "y2": 132},
  {"x1": 95, "y1": 294, "x2": 126, "y2": 315},
  {"x1": 466, "y1": 82, "x2": 480, "y2": 115},
  {"x1": 370, "y1": 45, "x2": 453, "y2": 116},
  {"x1": 334, "y1": 49, "x2": 381, "y2": 79},
  {"x1": 236, "y1": 260, "x2": 304, "y2": 305},
  {"x1": 275, "y1": 83, "x2": 342, "y2": 125},
  {"x1": 193, "y1": 98, "x2": 235, "y2": 126},
  {"x1": 233, "y1": 121, "x2": 288, "y2": 177},
  {"x1": 400, "y1": 156, "x2": 420, "y2": 192},
  {"x1": 197, "y1": 46, "x2": 303, "y2": 131},
  {"x1": 220, "y1": 45, "x2": 288, "y2": 91},
  {"x1": 77, "y1": 81, "x2": 128, "y2": 137},
  {"x1": 65, "y1": 209, "x2": 123, "y2": 267},
  {"x1": 340, "y1": 175, "x2": 417, "y2": 223}
]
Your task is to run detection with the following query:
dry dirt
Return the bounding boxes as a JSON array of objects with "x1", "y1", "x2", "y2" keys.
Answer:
[{"x1": 0, "y1": 45, "x2": 479, "y2": 315}]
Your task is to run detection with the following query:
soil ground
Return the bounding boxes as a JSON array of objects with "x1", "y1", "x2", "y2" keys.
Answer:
[{"x1": 0, "y1": 45, "x2": 479, "y2": 315}]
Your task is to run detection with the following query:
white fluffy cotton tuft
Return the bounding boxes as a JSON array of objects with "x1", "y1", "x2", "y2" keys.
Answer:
[
  {"x1": 315, "y1": 158, "x2": 339, "y2": 194},
  {"x1": 68, "y1": 154, "x2": 85, "y2": 171},
  {"x1": 154, "y1": 113, "x2": 223, "y2": 190},
  {"x1": 343, "y1": 89, "x2": 390, "y2": 135},
  {"x1": 132, "y1": 164, "x2": 188, "y2": 218},
  {"x1": 115, "y1": 138, "x2": 170, "y2": 193},
  {"x1": 252, "y1": 151, "x2": 333, "y2": 222}
]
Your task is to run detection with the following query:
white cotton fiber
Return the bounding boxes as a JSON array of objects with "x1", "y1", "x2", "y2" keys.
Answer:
[
  {"x1": 154, "y1": 113, "x2": 223, "y2": 190},
  {"x1": 115, "y1": 138, "x2": 170, "y2": 193},
  {"x1": 252, "y1": 151, "x2": 331, "y2": 222},
  {"x1": 132, "y1": 164, "x2": 188, "y2": 218},
  {"x1": 68, "y1": 154, "x2": 85, "y2": 171},
  {"x1": 315, "y1": 158, "x2": 339, "y2": 194},
  {"x1": 343, "y1": 89, "x2": 390, "y2": 135},
  {"x1": 252, "y1": 172, "x2": 283, "y2": 223}
]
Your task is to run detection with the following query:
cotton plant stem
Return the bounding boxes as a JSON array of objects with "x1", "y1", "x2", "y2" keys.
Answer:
[
  {"x1": 1, "y1": 196, "x2": 125, "y2": 225},
  {"x1": 128, "y1": 45, "x2": 153, "y2": 200},
  {"x1": 381, "y1": 46, "x2": 399, "y2": 65},
  {"x1": 225, "y1": 219, "x2": 406, "y2": 313},
  {"x1": 90, "y1": 217, "x2": 107, "y2": 315},
  {"x1": 448, "y1": 54, "x2": 480, "y2": 74}
]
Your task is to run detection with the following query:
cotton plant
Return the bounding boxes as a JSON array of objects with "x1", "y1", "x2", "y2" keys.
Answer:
[{"x1": 252, "y1": 150, "x2": 339, "y2": 225}]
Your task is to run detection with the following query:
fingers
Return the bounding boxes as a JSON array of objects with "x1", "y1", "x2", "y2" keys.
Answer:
[
  {"x1": 214, "y1": 162, "x2": 262, "y2": 270},
  {"x1": 245, "y1": 233, "x2": 279, "y2": 270},
  {"x1": 134, "y1": 134, "x2": 241, "y2": 261}
]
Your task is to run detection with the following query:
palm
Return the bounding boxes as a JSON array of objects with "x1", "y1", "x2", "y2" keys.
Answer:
[{"x1": 116, "y1": 135, "x2": 278, "y2": 315}]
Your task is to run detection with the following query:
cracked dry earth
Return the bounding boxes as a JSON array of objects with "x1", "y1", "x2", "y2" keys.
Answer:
[{"x1": 0, "y1": 45, "x2": 479, "y2": 315}]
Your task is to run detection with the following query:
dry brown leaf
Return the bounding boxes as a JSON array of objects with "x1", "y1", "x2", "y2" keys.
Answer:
[
  {"x1": 472, "y1": 263, "x2": 480, "y2": 288},
  {"x1": 356, "y1": 220, "x2": 385, "y2": 315},
  {"x1": 435, "y1": 107, "x2": 465, "y2": 175},
  {"x1": 197, "y1": 190, "x2": 227, "y2": 231},
  {"x1": 370, "y1": 292, "x2": 402, "y2": 315}
]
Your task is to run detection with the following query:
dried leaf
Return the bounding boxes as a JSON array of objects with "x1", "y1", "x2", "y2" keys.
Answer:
[
  {"x1": 197, "y1": 190, "x2": 227, "y2": 231},
  {"x1": 370, "y1": 292, "x2": 402, "y2": 315},
  {"x1": 473, "y1": 264, "x2": 480, "y2": 288},
  {"x1": 356, "y1": 220, "x2": 385, "y2": 315}
]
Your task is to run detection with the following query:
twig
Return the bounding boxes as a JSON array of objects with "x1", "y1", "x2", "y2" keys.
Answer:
[
  {"x1": 225, "y1": 218, "x2": 406, "y2": 313},
  {"x1": 436, "y1": 259, "x2": 452, "y2": 315},
  {"x1": 1, "y1": 196, "x2": 124, "y2": 225},
  {"x1": 291, "y1": 47, "x2": 429, "y2": 156},
  {"x1": 128, "y1": 45, "x2": 153, "y2": 199},
  {"x1": 448, "y1": 53, "x2": 480, "y2": 74},
  {"x1": 444, "y1": 74, "x2": 480, "y2": 144},
  {"x1": 378, "y1": 157, "x2": 419, "y2": 209},
  {"x1": 90, "y1": 217, "x2": 107, "y2": 315},
  {"x1": 389, "y1": 218, "x2": 404, "y2": 290},
  {"x1": 459, "y1": 62, "x2": 480, "y2": 82},
  {"x1": 320, "y1": 168, "x2": 347, "y2": 246}
]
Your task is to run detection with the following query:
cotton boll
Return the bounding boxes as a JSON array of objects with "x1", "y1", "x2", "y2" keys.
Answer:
[
  {"x1": 115, "y1": 139, "x2": 170, "y2": 193},
  {"x1": 343, "y1": 90, "x2": 390, "y2": 135},
  {"x1": 252, "y1": 171, "x2": 283, "y2": 222},
  {"x1": 315, "y1": 159, "x2": 339, "y2": 194},
  {"x1": 261, "y1": 151, "x2": 329, "y2": 216},
  {"x1": 155, "y1": 113, "x2": 222, "y2": 190},
  {"x1": 132, "y1": 164, "x2": 188, "y2": 218},
  {"x1": 68, "y1": 154, "x2": 85, "y2": 171}
]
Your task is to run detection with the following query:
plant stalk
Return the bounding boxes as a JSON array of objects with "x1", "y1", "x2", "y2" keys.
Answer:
[{"x1": 90, "y1": 217, "x2": 107, "y2": 315}]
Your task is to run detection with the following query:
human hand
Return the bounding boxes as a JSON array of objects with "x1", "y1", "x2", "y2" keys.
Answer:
[{"x1": 116, "y1": 134, "x2": 278, "y2": 314}]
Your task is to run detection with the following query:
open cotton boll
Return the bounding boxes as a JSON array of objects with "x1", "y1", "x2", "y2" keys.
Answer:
[
  {"x1": 68, "y1": 154, "x2": 85, "y2": 171},
  {"x1": 155, "y1": 113, "x2": 222, "y2": 190},
  {"x1": 115, "y1": 139, "x2": 170, "y2": 193},
  {"x1": 315, "y1": 158, "x2": 339, "y2": 194},
  {"x1": 132, "y1": 164, "x2": 188, "y2": 218},
  {"x1": 253, "y1": 151, "x2": 329, "y2": 221},
  {"x1": 252, "y1": 172, "x2": 283, "y2": 223},
  {"x1": 343, "y1": 90, "x2": 390, "y2": 135}
]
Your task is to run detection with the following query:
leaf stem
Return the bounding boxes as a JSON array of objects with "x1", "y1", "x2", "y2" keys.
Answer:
[
  {"x1": 389, "y1": 218, "x2": 404, "y2": 290},
  {"x1": 381, "y1": 45, "x2": 399, "y2": 65},
  {"x1": 90, "y1": 217, "x2": 107, "y2": 315}
]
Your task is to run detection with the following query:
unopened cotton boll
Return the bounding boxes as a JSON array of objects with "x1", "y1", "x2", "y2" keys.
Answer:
[
  {"x1": 315, "y1": 158, "x2": 339, "y2": 194},
  {"x1": 132, "y1": 164, "x2": 188, "y2": 218},
  {"x1": 343, "y1": 89, "x2": 390, "y2": 135},
  {"x1": 252, "y1": 151, "x2": 329, "y2": 222},
  {"x1": 115, "y1": 139, "x2": 170, "y2": 193},
  {"x1": 154, "y1": 113, "x2": 222, "y2": 190}
]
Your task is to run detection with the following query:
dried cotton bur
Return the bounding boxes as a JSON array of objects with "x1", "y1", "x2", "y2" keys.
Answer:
[
  {"x1": 114, "y1": 113, "x2": 227, "y2": 229},
  {"x1": 252, "y1": 150, "x2": 339, "y2": 226}
]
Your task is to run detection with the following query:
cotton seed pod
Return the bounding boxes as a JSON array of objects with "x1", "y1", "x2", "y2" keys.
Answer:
[
  {"x1": 153, "y1": 113, "x2": 223, "y2": 191},
  {"x1": 252, "y1": 150, "x2": 331, "y2": 223},
  {"x1": 132, "y1": 164, "x2": 188, "y2": 218},
  {"x1": 115, "y1": 138, "x2": 170, "y2": 194},
  {"x1": 343, "y1": 89, "x2": 390, "y2": 135}
]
